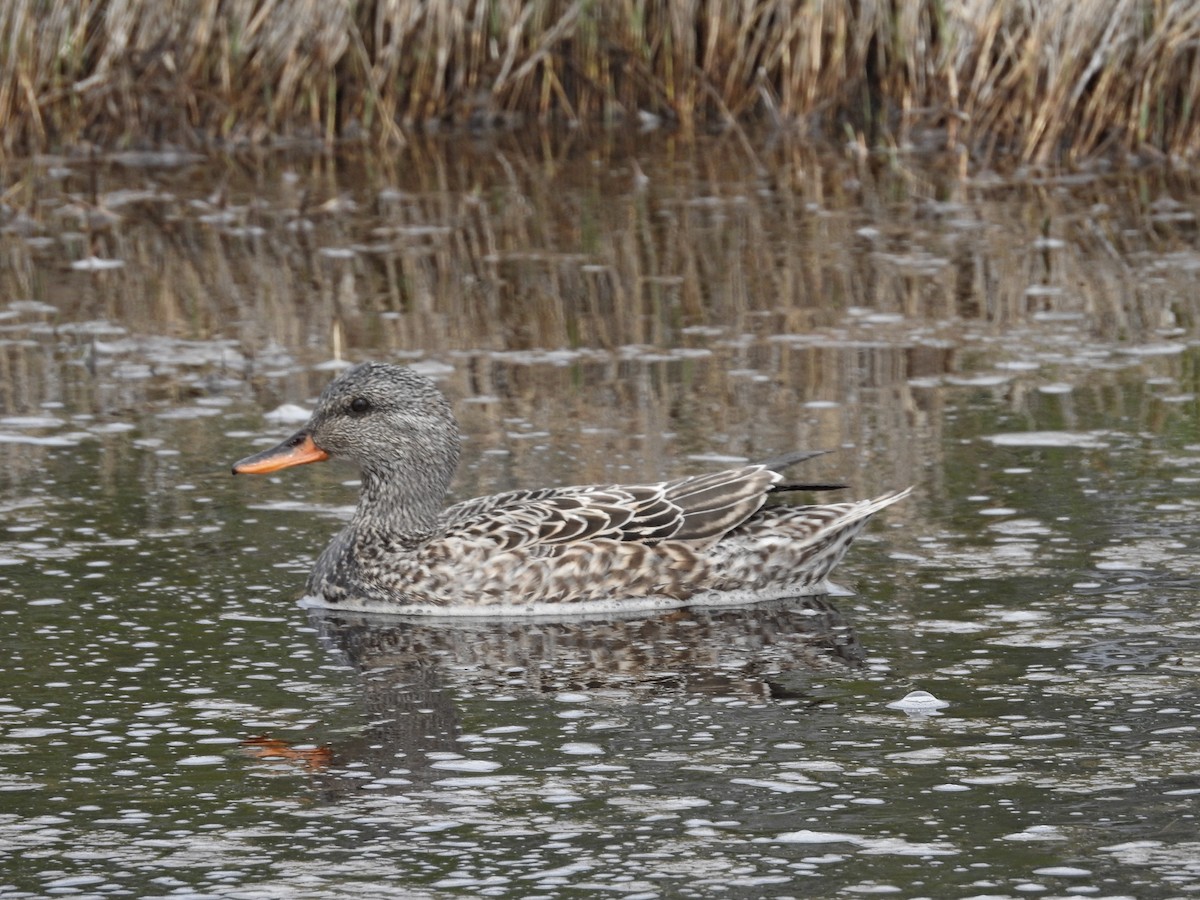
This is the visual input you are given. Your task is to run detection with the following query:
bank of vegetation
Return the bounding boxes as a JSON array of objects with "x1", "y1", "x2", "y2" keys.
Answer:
[{"x1": 3, "y1": 0, "x2": 1199, "y2": 163}]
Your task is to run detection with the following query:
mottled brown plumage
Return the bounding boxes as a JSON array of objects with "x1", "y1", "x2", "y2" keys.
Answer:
[{"x1": 233, "y1": 362, "x2": 910, "y2": 613}]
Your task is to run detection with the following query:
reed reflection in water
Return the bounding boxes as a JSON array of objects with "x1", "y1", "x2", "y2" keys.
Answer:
[{"x1": 4, "y1": 133, "x2": 1199, "y2": 366}]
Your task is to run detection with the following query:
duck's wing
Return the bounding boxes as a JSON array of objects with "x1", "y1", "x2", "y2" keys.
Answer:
[
  {"x1": 658, "y1": 466, "x2": 780, "y2": 539},
  {"x1": 440, "y1": 464, "x2": 780, "y2": 550}
]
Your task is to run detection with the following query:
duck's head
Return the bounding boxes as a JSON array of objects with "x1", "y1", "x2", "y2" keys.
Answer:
[{"x1": 232, "y1": 363, "x2": 461, "y2": 485}]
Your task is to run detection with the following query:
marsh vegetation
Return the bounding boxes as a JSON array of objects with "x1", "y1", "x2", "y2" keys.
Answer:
[{"x1": 4, "y1": 0, "x2": 1200, "y2": 163}]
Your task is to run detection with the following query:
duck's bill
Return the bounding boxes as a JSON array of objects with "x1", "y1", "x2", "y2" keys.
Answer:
[{"x1": 232, "y1": 431, "x2": 330, "y2": 474}]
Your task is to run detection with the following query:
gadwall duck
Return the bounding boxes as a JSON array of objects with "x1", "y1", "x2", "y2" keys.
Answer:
[{"x1": 233, "y1": 362, "x2": 910, "y2": 613}]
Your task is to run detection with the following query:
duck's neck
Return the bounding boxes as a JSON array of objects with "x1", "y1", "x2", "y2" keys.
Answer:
[{"x1": 352, "y1": 460, "x2": 453, "y2": 546}]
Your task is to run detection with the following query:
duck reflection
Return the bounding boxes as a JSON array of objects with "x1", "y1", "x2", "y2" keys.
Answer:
[
  {"x1": 245, "y1": 597, "x2": 863, "y2": 784},
  {"x1": 321, "y1": 595, "x2": 862, "y2": 695}
]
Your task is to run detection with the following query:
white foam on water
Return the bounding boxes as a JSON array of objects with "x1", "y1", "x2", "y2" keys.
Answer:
[
  {"x1": 264, "y1": 403, "x2": 312, "y2": 424},
  {"x1": 886, "y1": 691, "x2": 950, "y2": 715},
  {"x1": 984, "y1": 430, "x2": 1109, "y2": 448},
  {"x1": 177, "y1": 755, "x2": 226, "y2": 766},
  {"x1": 429, "y1": 758, "x2": 502, "y2": 773},
  {"x1": 70, "y1": 256, "x2": 125, "y2": 270}
]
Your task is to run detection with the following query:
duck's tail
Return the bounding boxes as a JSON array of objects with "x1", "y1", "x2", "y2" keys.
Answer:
[
  {"x1": 715, "y1": 487, "x2": 913, "y2": 595},
  {"x1": 758, "y1": 449, "x2": 846, "y2": 493}
]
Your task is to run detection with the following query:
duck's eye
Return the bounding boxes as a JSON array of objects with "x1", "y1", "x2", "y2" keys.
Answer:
[{"x1": 348, "y1": 397, "x2": 371, "y2": 415}]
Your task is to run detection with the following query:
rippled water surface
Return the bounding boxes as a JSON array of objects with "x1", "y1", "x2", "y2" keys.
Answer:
[{"x1": 2, "y1": 136, "x2": 1200, "y2": 897}]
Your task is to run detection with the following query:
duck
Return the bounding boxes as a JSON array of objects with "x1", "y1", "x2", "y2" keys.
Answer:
[{"x1": 232, "y1": 362, "x2": 910, "y2": 614}]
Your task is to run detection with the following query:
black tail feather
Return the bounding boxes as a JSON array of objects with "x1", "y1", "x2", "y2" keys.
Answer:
[
  {"x1": 770, "y1": 481, "x2": 847, "y2": 494},
  {"x1": 758, "y1": 450, "x2": 845, "y2": 492}
]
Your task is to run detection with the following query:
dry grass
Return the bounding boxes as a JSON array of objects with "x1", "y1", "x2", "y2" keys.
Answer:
[{"x1": 2, "y1": 0, "x2": 1200, "y2": 162}]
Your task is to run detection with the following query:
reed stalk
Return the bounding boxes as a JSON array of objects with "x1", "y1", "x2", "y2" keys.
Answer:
[{"x1": 2, "y1": 0, "x2": 1200, "y2": 162}]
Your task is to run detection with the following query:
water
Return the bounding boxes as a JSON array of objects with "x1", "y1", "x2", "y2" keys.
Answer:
[{"x1": 2, "y1": 136, "x2": 1200, "y2": 897}]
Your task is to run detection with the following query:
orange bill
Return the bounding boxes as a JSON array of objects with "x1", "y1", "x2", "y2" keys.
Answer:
[{"x1": 232, "y1": 431, "x2": 330, "y2": 474}]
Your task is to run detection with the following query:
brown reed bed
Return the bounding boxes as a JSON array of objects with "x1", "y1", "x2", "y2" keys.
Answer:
[{"x1": 3, "y1": 0, "x2": 1200, "y2": 164}]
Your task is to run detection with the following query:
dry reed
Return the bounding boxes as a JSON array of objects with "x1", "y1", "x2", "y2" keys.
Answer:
[{"x1": 3, "y1": 0, "x2": 1200, "y2": 162}]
